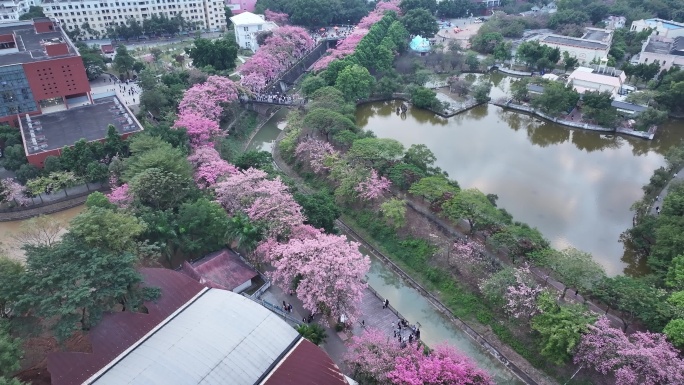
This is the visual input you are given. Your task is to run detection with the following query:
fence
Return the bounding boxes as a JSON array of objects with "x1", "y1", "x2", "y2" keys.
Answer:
[
  {"x1": 242, "y1": 294, "x2": 303, "y2": 326},
  {"x1": 335, "y1": 219, "x2": 539, "y2": 385}
]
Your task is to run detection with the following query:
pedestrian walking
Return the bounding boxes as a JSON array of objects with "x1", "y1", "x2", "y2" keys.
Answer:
[{"x1": 383, "y1": 298, "x2": 389, "y2": 309}]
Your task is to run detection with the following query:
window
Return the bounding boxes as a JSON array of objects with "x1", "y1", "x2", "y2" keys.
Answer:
[{"x1": 243, "y1": 26, "x2": 248, "y2": 31}]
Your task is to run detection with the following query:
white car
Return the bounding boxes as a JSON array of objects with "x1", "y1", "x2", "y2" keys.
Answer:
[{"x1": 473, "y1": 19, "x2": 483, "y2": 23}]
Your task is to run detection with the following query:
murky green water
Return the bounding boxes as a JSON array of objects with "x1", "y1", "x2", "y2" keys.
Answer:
[{"x1": 355, "y1": 85, "x2": 684, "y2": 276}]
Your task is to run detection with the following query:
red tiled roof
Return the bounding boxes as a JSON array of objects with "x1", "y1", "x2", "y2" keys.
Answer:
[
  {"x1": 47, "y1": 269, "x2": 205, "y2": 385},
  {"x1": 263, "y1": 338, "x2": 349, "y2": 385},
  {"x1": 189, "y1": 249, "x2": 259, "y2": 291},
  {"x1": 100, "y1": 44, "x2": 114, "y2": 53}
]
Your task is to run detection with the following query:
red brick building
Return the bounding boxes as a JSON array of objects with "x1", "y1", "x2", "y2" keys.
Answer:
[{"x1": 0, "y1": 17, "x2": 91, "y2": 126}]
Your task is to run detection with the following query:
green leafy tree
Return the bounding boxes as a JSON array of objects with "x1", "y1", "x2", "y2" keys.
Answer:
[
  {"x1": 403, "y1": 144, "x2": 437, "y2": 173},
  {"x1": 510, "y1": 78, "x2": 529, "y2": 102},
  {"x1": 663, "y1": 319, "x2": 684, "y2": 349},
  {"x1": 562, "y1": 51, "x2": 579, "y2": 71},
  {"x1": 471, "y1": 32, "x2": 504, "y2": 54},
  {"x1": 388, "y1": 163, "x2": 427, "y2": 190},
  {"x1": 177, "y1": 198, "x2": 229, "y2": 258},
  {"x1": 400, "y1": 0, "x2": 437, "y2": 13},
  {"x1": 14, "y1": 164, "x2": 41, "y2": 185},
  {"x1": 582, "y1": 90, "x2": 618, "y2": 127},
  {"x1": 547, "y1": 247, "x2": 605, "y2": 299},
  {"x1": 186, "y1": 37, "x2": 238, "y2": 71},
  {"x1": 113, "y1": 45, "x2": 136, "y2": 78},
  {"x1": 19, "y1": 239, "x2": 157, "y2": 340},
  {"x1": 531, "y1": 292, "x2": 596, "y2": 365},
  {"x1": 335, "y1": 64, "x2": 375, "y2": 101},
  {"x1": 69, "y1": 207, "x2": 146, "y2": 254},
  {"x1": 437, "y1": 0, "x2": 469, "y2": 17},
  {"x1": 442, "y1": 188, "x2": 506, "y2": 234},
  {"x1": 666, "y1": 255, "x2": 684, "y2": 290},
  {"x1": 411, "y1": 86, "x2": 440, "y2": 110},
  {"x1": 380, "y1": 198, "x2": 407, "y2": 229},
  {"x1": 634, "y1": 108, "x2": 668, "y2": 131},
  {"x1": 296, "y1": 323, "x2": 328, "y2": 345},
  {"x1": 347, "y1": 137, "x2": 404, "y2": 171},
  {"x1": 294, "y1": 191, "x2": 340, "y2": 233},
  {"x1": 0, "y1": 144, "x2": 27, "y2": 171},
  {"x1": 225, "y1": 213, "x2": 263, "y2": 254},
  {"x1": 493, "y1": 41, "x2": 512, "y2": 62},
  {"x1": 401, "y1": 9, "x2": 439, "y2": 37},
  {"x1": 129, "y1": 168, "x2": 193, "y2": 210},
  {"x1": 465, "y1": 52, "x2": 479, "y2": 71},
  {"x1": 303, "y1": 108, "x2": 356, "y2": 140},
  {"x1": 472, "y1": 81, "x2": 492, "y2": 103},
  {"x1": 76, "y1": 42, "x2": 107, "y2": 80},
  {"x1": 408, "y1": 175, "x2": 459, "y2": 204},
  {"x1": 0, "y1": 319, "x2": 22, "y2": 377},
  {"x1": 593, "y1": 276, "x2": 671, "y2": 331},
  {"x1": 0, "y1": 256, "x2": 24, "y2": 319},
  {"x1": 531, "y1": 81, "x2": 579, "y2": 117},
  {"x1": 123, "y1": 136, "x2": 192, "y2": 182},
  {"x1": 234, "y1": 150, "x2": 273, "y2": 171},
  {"x1": 301, "y1": 75, "x2": 327, "y2": 97},
  {"x1": 18, "y1": 5, "x2": 45, "y2": 20},
  {"x1": 489, "y1": 224, "x2": 549, "y2": 261}
]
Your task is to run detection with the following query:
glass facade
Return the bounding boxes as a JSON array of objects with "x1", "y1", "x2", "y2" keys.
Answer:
[{"x1": 0, "y1": 64, "x2": 38, "y2": 118}]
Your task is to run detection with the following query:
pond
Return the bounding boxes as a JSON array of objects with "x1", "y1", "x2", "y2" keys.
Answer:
[{"x1": 356, "y1": 79, "x2": 684, "y2": 276}]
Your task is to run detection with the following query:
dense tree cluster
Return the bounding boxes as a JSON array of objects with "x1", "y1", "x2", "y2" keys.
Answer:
[{"x1": 186, "y1": 36, "x2": 239, "y2": 72}]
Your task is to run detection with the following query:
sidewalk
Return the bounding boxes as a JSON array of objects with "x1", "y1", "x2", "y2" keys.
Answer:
[
  {"x1": 259, "y1": 280, "x2": 416, "y2": 374},
  {"x1": 650, "y1": 171, "x2": 684, "y2": 215}
]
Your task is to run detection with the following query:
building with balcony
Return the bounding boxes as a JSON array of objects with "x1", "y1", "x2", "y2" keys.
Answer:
[
  {"x1": 0, "y1": 18, "x2": 91, "y2": 126},
  {"x1": 630, "y1": 18, "x2": 684, "y2": 39},
  {"x1": 229, "y1": 11, "x2": 276, "y2": 51},
  {"x1": 40, "y1": 0, "x2": 227, "y2": 39},
  {"x1": 0, "y1": 0, "x2": 34, "y2": 21}
]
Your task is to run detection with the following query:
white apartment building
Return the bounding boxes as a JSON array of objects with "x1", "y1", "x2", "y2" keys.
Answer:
[
  {"x1": 40, "y1": 0, "x2": 227, "y2": 39},
  {"x1": 539, "y1": 28, "x2": 613, "y2": 64},
  {"x1": 0, "y1": 0, "x2": 39, "y2": 21},
  {"x1": 229, "y1": 11, "x2": 275, "y2": 51}
]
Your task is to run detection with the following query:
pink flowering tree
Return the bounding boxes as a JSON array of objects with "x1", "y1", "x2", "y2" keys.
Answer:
[
  {"x1": 239, "y1": 26, "x2": 314, "y2": 91},
  {"x1": 0, "y1": 178, "x2": 30, "y2": 206},
  {"x1": 355, "y1": 169, "x2": 391, "y2": 201},
  {"x1": 345, "y1": 328, "x2": 418, "y2": 383},
  {"x1": 448, "y1": 240, "x2": 496, "y2": 277},
  {"x1": 264, "y1": 9, "x2": 289, "y2": 25},
  {"x1": 264, "y1": 232, "x2": 370, "y2": 325},
  {"x1": 504, "y1": 266, "x2": 545, "y2": 320},
  {"x1": 106, "y1": 183, "x2": 133, "y2": 208},
  {"x1": 173, "y1": 112, "x2": 221, "y2": 147},
  {"x1": 214, "y1": 168, "x2": 305, "y2": 238},
  {"x1": 295, "y1": 138, "x2": 338, "y2": 173},
  {"x1": 187, "y1": 147, "x2": 237, "y2": 188},
  {"x1": 574, "y1": 317, "x2": 684, "y2": 385},
  {"x1": 387, "y1": 344, "x2": 494, "y2": 385},
  {"x1": 178, "y1": 75, "x2": 240, "y2": 121},
  {"x1": 313, "y1": 30, "x2": 367, "y2": 71}
]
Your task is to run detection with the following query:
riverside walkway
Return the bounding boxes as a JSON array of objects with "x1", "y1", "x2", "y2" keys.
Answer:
[{"x1": 649, "y1": 171, "x2": 684, "y2": 216}]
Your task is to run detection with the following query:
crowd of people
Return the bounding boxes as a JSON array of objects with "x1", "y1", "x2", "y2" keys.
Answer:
[
  {"x1": 309, "y1": 25, "x2": 355, "y2": 44},
  {"x1": 243, "y1": 92, "x2": 302, "y2": 105}
]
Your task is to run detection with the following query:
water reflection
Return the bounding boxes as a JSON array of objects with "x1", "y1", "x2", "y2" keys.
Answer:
[{"x1": 357, "y1": 99, "x2": 684, "y2": 276}]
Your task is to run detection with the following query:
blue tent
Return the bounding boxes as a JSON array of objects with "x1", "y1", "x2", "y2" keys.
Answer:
[{"x1": 409, "y1": 35, "x2": 431, "y2": 53}]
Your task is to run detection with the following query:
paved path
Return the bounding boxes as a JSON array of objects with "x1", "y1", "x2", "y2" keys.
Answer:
[
  {"x1": 259, "y1": 279, "x2": 413, "y2": 374},
  {"x1": 90, "y1": 75, "x2": 141, "y2": 108},
  {"x1": 650, "y1": 170, "x2": 684, "y2": 215}
]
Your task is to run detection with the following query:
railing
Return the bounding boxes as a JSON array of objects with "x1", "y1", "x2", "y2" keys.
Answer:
[{"x1": 242, "y1": 293, "x2": 303, "y2": 326}]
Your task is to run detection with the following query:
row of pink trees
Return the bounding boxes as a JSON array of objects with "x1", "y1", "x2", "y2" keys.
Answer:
[
  {"x1": 345, "y1": 328, "x2": 493, "y2": 385},
  {"x1": 312, "y1": 0, "x2": 401, "y2": 71},
  {"x1": 171, "y1": 75, "x2": 370, "y2": 324},
  {"x1": 240, "y1": 25, "x2": 315, "y2": 91},
  {"x1": 0, "y1": 178, "x2": 31, "y2": 206},
  {"x1": 575, "y1": 317, "x2": 684, "y2": 385}
]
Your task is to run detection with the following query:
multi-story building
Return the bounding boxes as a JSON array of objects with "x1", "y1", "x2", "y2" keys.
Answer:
[
  {"x1": 540, "y1": 28, "x2": 613, "y2": 64},
  {"x1": 229, "y1": 11, "x2": 276, "y2": 51},
  {"x1": 224, "y1": 0, "x2": 255, "y2": 15},
  {"x1": 0, "y1": 17, "x2": 91, "y2": 125},
  {"x1": 0, "y1": 0, "x2": 33, "y2": 21},
  {"x1": 637, "y1": 35, "x2": 684, "y2": 71},
  {"x1": 40, "y1": 0, "x2": 227, "y2": 39},
  {"x1": 630, "y1": 18, "x2": 684, "y2": 39}
]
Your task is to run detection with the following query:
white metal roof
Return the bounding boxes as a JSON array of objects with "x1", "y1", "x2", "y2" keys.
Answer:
[
  {"x1": 91, "y1": 289, "x2": 299, "y2": 385},
  {"x1": 229, "y1": 12, "x2": 267, "y2": 26}
]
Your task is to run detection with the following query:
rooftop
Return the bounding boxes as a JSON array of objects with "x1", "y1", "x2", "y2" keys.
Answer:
[
  {"x1": 644, "y1": 18, "x2": 684, "y2": 30},
  {"x1": 582, "y1": 28, "x2": 611, "y2": 42},
  {"x1": 612, "y1": 100, "x2": 648, "y2": 113},
  {"x1": 48, "y1": 268, "x2": 349, "y2": 385},
  {"x1": 19, "y1": 94, "x2": 142, "y2": 156},
  {"x1": 644, "y1": 36, "x2": 684, "y2": 56},
  {"x1": 542, "y1": 34, "x2": 609, "y2": 50},
  {"x1": 230, "y1": 11, "x2": 267, "y2": 26},
  {"x1": 0, "y1": 19, "x2": 77, "y2": 67},
  {"x1": 568, "y1": 68, "x2": 623, "y2": 88},
  {"x1": 182, "y1": 249, "x2": 259, "y2": 292}
]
